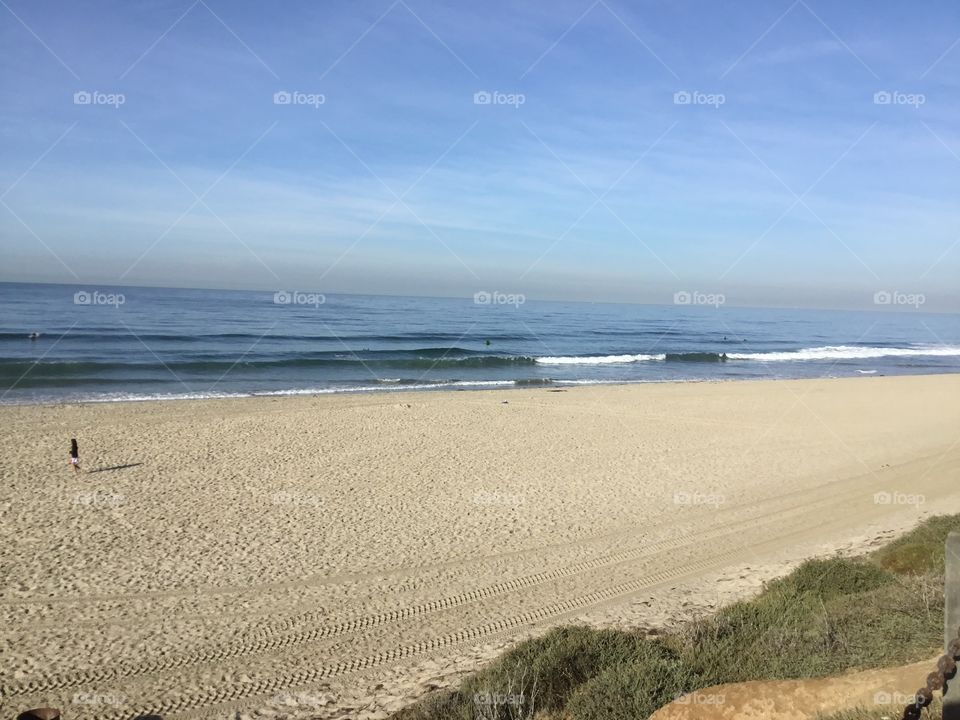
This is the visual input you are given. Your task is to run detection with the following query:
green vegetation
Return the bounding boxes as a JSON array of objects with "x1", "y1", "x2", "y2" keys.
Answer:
[
  {"x1": 674, "y1": 558, "x2": 941, "y2": 686},
  {"x1": 875, "y1": 514, "x2": 960, "y2": 575},
  {"x1": 391, "y1": 514, "x2": 960, "y2": 720}
]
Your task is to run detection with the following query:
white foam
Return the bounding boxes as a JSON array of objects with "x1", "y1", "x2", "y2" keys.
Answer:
[
  {"x1": 536, "y1": 345, "x2": 960, "y2": 365},
  {"x1": 535, "y1": 353, "x2": 665, "y2": 365},
  {"x1": 70, "y1": 390, "x2": 244, "y2": 404},
  {"x1": 448, "y1": 380, "x2": 516, "y2": 387},
  {"x1": 726, "y1": 345, "x2": 960, "y2": 361},
  {"x1": 10, "y1": 380, "x2": 526, "y2": 405}
]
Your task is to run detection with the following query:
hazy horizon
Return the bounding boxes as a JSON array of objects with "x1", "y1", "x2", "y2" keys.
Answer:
[{"x1": 3, "y1": 278, "x2": 960, "y2": 316}]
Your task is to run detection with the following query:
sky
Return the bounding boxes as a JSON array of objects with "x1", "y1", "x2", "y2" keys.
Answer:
[{"x1": 1, "y1": 0, "x2": 959, "y2": 311}]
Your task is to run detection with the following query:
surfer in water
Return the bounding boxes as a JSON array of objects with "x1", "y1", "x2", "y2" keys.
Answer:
[{"x1": 69, "y1": 438, "x2": 80, "y2": 473}]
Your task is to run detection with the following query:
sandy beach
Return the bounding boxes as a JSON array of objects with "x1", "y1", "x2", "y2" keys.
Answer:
[{"x1": 2, "y1": 374, "x2": 960, "y2": 719}]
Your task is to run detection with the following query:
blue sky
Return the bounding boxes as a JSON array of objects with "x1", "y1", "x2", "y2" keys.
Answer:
[{"x1": 1, "y1": 0, "x2": 959, "y2": 310}]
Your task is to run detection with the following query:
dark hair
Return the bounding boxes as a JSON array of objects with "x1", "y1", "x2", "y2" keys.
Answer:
[{"x1": 70, "y1": 438, "x2": 78, "y2": 453}]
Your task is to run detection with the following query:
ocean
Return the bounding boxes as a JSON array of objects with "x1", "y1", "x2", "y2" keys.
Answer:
[{"x1": 1, "y1": 282, "x2": 959, "y2": 405}]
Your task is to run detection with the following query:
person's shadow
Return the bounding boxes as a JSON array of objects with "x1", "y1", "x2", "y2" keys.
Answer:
[{"x1": 87, "y1": 462, "x2": 144, "y2": 474}]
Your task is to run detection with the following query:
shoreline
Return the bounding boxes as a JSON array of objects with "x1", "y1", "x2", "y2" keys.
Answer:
[{"x1": 3, "y1": 368, "x2": 959, "y2": 409}]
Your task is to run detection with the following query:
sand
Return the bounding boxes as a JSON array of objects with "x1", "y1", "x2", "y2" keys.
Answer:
[
  {"x1": 650, "y1": 656, "x2": 940, "y2": 720},
  {"x1": 1, "y1": 374, "x2": 960, "y2": 719}
]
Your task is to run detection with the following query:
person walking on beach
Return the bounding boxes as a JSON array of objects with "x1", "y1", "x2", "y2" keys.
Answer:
[{"x1": 69, "y1": 438, "x2": 80, "y2": 473}]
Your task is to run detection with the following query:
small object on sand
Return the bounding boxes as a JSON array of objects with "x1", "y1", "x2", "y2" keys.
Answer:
[
  {"x1": 17, "y1": 709, "x2": 61, "y2": 720},
  {"x1": 501, "y1": 400, "x2": 508, "y2": 404},
  {"x1": 69, "y1": 438, "x2": 80, "y2": 473}
]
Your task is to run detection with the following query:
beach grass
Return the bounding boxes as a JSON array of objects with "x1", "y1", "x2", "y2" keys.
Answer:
[
  {"x1": 875, "y1": 514, "x2": 960, "y2": 575},
  {"x1": 391, "y1": 513, "x2": 960, "y2": 720}
]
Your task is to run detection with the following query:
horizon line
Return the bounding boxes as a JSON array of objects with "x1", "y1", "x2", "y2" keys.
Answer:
[{"x1": 1, "y1": 279, "x2": 957, "y2": 317}]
